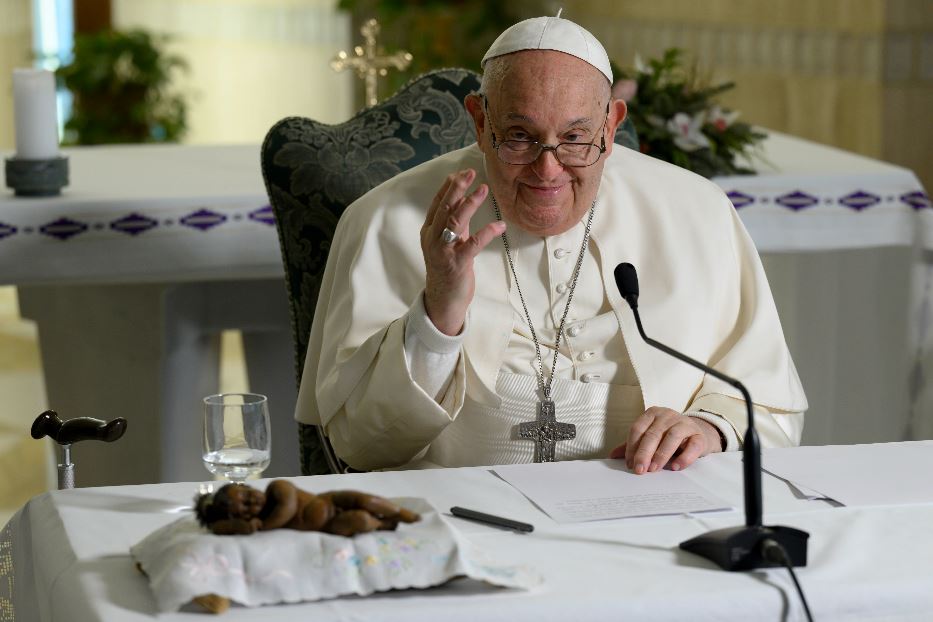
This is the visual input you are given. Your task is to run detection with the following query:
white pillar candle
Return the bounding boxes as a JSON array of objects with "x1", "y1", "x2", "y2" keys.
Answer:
[{"x1": 13, "y1": 68, "x2": 60, "y2": 160}]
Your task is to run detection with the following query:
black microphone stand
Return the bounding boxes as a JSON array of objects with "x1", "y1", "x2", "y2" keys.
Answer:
[{"x1": 615, "y1": 263, "x2": 808, "y2": 571}]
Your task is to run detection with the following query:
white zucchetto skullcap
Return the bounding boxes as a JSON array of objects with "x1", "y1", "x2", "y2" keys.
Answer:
[{"x1": 481, "y1": 16, "x2": 612, "y2": 84}]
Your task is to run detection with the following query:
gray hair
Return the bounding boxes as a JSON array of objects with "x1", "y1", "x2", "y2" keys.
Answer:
[
  {"x1": 478, "y1": 55, "x2": 512, "y2": 97},
  {"x1": 478, "y1": 53, "x2": 611, "y2": 103}
]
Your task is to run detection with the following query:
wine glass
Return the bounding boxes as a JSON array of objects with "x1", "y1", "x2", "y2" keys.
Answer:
[{"x1": 202, "y1": 393, "x2": 271, "y2": 482}]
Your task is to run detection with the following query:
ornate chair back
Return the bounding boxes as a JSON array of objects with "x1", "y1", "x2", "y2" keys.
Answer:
[{"x1": 261, "y1": 68, "x2": 639, "y2": 474}]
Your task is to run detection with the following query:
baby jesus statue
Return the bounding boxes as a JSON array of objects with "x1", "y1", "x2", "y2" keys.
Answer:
[
  {"x1": 184, "y1": 481, "x2": 420, "y2": 613},
  {"x1": 194, "y1": 480, "x2": 420, "y2": 537}
]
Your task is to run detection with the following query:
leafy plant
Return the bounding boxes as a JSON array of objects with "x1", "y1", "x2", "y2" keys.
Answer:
[
  {"x1": 57, "y1": 29, "x2": 188, "y2": 145},
  {"x1": 613, "y1": 48, "x2": 765, "y2": 178}
]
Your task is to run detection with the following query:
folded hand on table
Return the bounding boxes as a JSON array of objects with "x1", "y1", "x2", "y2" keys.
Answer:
[{"x1": 609, "y1": 406, "x2": 723, "y2": 474}]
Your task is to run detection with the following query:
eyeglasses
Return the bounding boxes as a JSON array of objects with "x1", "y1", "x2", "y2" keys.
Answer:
[{"x1": 484, "y1": 97, "x2": 608, "y2": 168}]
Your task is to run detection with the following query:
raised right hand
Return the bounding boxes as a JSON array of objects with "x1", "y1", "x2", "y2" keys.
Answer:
[{"x1": 419, "y1": 168, "x2": 505, "y2": 336}]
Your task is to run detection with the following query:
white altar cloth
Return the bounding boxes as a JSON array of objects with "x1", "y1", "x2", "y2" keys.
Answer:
[
  {"x1": 0, "y1": 145, "x2": 298, "y2": 486},
  {"x1": 721, "y1": 131, "x2": 930, "y2": 252},
  {"x1": 0, "y1": 135, "x2": 928, "y2": 284},
  {"x1": 0, "y1": 144, "x2": 279, "y2": 285},
  {"x1": 4, "y1": 443, "x2": 933, "y2": 621},
  {"x1": 0, "y1": 135, "x2": 929, "y2": 486}
]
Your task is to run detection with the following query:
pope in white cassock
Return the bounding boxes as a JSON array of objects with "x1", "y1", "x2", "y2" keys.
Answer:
[{"x1": 295, "y1": 16, "x2": 808, "y2": 472}]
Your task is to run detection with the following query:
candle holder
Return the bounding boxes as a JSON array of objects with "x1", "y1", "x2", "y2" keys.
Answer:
[{"x1": 5, "y1": 155, "x2": 69, "y2": 197}]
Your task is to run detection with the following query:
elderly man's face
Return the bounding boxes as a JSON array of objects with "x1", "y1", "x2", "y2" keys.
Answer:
[{"x1": 467, "y1": 50, "x2": 626, "y2": 236}]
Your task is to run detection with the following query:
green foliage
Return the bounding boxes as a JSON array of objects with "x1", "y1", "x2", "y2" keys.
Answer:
[
  {"x1": 336, "y1": 0, "x2": 520, "y2": 102},
  {"x1": 56, "y1": 29, "x2": 188, "y2": 145},
  {"x1": 615, "y1": 48, "x2": 765, "y2": 178}
]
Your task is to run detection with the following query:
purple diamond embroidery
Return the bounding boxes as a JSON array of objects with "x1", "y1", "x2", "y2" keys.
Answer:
[
  {"x1": 40, "y1": 217, "x2": 88, "y2": 240},
  {"x1": 0, "y1": 221, "x2": 17, "y2": 240},
  {"x1": 110, "y1": 212, "x2": 158, "y2": 236},
  {"x1": 901, "y1": 191, "x2": 931, "y2": 210},
  {"x1": 775, "y1": 191, "x2": 819, "y2": 211},
  {"x1": 838, "y1": 191, "x2": 881, "y2": 211},
  {"x1": 248, "y1": 205, "x2": 275, "y2": 226},
  {"x1": 726, "y1": 191, "x2": 755, "y2": 209},
  {"x1": 180, "y1": 208, "x2": 227, "y2": 231}
]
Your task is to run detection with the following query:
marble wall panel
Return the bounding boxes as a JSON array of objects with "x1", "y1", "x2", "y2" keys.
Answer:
[
  {"x1": 566, "y1": 0, "x2": 932, "y2": 188},
  {"x1": 113, "y1": 0, "x2": 354, "y2": 144},
  {"x1": 0, "y1": 0, "x2": 32, "y2": 150}
]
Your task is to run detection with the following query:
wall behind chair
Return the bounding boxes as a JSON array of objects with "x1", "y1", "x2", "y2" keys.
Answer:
[
  {"x1": 0, "y1": 0, "x2": 33, "y2": 150},
  {"x1": 112, "y1": 0, "x2": 354, "y2": 144},
  {"x1": 568, "y1": 0, "x2": 933, "y2": 190}
]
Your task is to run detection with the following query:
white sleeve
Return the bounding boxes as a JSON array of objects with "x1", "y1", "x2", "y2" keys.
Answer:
[
  {"x1": 684, "y1": 410, "x2": 740, "y2": 452},
  {"x1": 685, "y1": 393, "x2": 805, "y2": 451},
  {"x1": 404, "y1": 292, "x2": 464, "y2": 402}
]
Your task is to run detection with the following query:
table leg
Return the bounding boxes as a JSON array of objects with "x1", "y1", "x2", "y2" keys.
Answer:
[
  {"x1": 761, "y1": 247, "x2": 913, "y2": 445},
  {"x1": 907, "y1": 248, "x2": 933, "y2": 439},
  {"x1": 241, "y1": 328, "x2": 300, "y2": 477},
  {"x1": 18, "y1": 278, "x2": 298, "y2": 486},
  {"x1": 19, "y1": 283, "x2": 167, "y2": 487}
]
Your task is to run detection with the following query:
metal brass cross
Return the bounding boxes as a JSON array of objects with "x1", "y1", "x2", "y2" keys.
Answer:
[
  {"x1": 331, "y1": 18, "x2": 412, "y2": 106},
  {"x1": 518, "y1": 400, "x2": 576, "y2": 463}
]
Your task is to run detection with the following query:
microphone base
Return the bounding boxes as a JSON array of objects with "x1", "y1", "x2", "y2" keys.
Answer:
[{"x1": 680, "y1": 524, "x2": 809, "y2": 571}]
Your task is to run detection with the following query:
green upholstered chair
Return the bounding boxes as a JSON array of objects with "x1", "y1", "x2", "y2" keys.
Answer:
[{"x1": 261, "y1": 67, "x2": 639, "y2": 475}]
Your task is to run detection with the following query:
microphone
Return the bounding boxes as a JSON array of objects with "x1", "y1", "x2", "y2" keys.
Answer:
[{"x1": 614, "y1": 262, "x2": 808, "y2": 571}]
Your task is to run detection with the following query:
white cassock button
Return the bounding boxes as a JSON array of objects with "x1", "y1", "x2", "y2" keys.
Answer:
[
  {"x1": 579, "y1": 351, "x2": 594, "y2": 361},
  {"x1": 567, "y1": 324, "x2": 582, "y2": 337},
  {"x1": 553, "y1": 248, "x2": 570, "y2": 259},
  {"x1": 556, "y1": 282, "x2": 568, "y2": 294},
  {"x1": 580, "y1": 373, "x2": 601, "y2": 383}
]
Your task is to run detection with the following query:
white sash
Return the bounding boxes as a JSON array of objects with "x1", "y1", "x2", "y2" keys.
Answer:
[{"x1": 420, "y1": 372, "x2": 643, "y2": 467}]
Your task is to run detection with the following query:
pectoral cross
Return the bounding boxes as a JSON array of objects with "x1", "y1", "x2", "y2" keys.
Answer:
[
  {"x1": 331, "y1": 18, "x2": 413, "y2": 106},
  {"x1": 518, "y1": 400, "x2": 576, "y2": 463}
]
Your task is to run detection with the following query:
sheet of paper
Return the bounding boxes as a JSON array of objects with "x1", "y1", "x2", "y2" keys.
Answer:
[
  {"x1": 492, "y1": 460, "x2": 733, "y2": 523},
  {"x1": 762, "y1": 441, "x2": 933, "y2": 507}
]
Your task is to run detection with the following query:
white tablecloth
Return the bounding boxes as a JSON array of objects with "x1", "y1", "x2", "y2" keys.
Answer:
[
  {"x1": 0, "y1": 135, "x2": 930, "y2": 486},
  {"x1": 0, "y1": 136, "x2": 929, "y2": 284},
  {"x1": 1, "y1": 145, "x2": 298, "y2": 486},
  {"x1": 720, "y1": 131, "x2": 931, "y2": 252},
  {"x1": 4, "y1": 444, "x2": 933, "y2": 621},
  {"x1": 716, "y1": 133, "x2": 932, "y2": 445},
  {"x1": 0, "y1": 144, "x2": 278, "y2": 284}
]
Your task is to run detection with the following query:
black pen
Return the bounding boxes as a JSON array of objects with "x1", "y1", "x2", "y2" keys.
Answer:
[{"x1": 450, "y1": 506, "x2": 534, "y2": 533}]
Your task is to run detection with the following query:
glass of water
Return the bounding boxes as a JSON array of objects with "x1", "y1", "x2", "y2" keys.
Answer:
[{"x1": 202, "y1": 393, "x2": 271, "y2": 482}]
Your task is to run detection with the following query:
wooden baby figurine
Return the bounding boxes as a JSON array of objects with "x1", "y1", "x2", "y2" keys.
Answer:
[{"x1": 194, "y1": 480, "x2": 420, "y2": 537}]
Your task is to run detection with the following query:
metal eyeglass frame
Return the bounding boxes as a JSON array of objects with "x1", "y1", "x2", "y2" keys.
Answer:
[{"x1": 482, "y1": 96, "x2": 610, "y2": 167}]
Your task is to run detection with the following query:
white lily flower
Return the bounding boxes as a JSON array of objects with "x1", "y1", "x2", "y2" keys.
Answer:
[
  {"x1": 634, "y1": 53, "x2": 651, "y2": 75},
  {"x1": 709, "y1": 106, "x2": 740, "y2": 131},
  {"x1": 612, "y1": 78, "x2": 638, "y2": 102},
  {"x1": 667, "y1": 112, "x2": 711, "y2": 152},
  {"x1": 646, "y1": 114, "x2": 666, "y2": 128}
]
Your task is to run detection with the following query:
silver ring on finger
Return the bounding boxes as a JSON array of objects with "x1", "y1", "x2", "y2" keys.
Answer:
[{"x1": 440, "y1": 227, "x2": 459, "y2": 244}]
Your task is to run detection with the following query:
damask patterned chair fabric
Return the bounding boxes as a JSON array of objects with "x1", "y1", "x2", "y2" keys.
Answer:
[{"x1": 261, "y1": 68, "x2": 639, "y2": 475}]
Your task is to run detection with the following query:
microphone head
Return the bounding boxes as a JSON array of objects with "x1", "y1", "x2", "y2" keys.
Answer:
[{"x1": 614, "y1": 262, "x2": 639, "y2": 308}]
